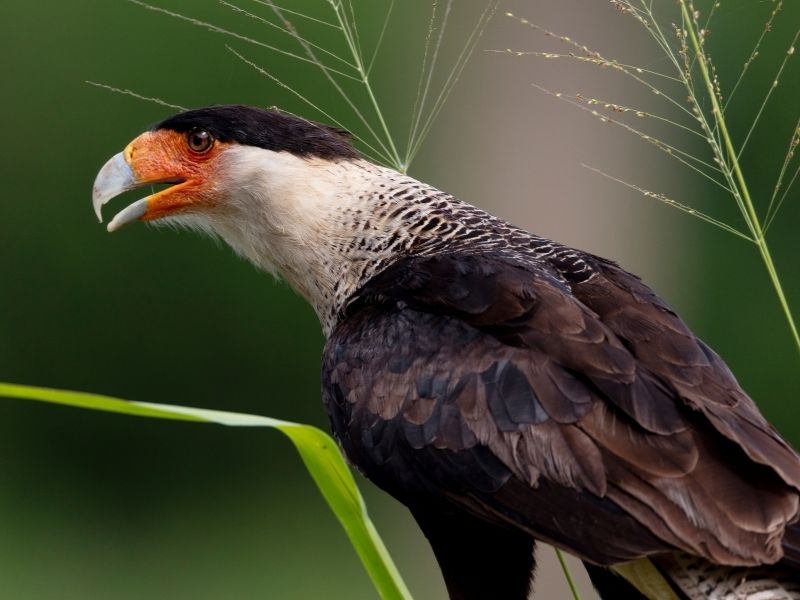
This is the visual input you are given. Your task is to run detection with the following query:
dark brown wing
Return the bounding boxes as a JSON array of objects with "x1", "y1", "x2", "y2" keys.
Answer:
[
  {"x1": 324, "y1": 303, "x2": 672, "y2": 565},
  {"x1": 576, "y1": 254, "x2": 800, "y2": 483},
  {"x1": 323, "y1": 252, "x2": 800, "y2": 566}
]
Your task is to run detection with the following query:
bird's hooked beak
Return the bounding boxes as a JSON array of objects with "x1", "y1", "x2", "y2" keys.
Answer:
[
  {"x1": 92, "y1": 129, "x2": 221, "y2": 232},
  {"x1": 92, "y1": 152, "x2": 152, "y2": 232}
]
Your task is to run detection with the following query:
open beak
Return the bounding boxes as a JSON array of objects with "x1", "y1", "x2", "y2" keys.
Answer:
[
  {"x1": 92, "y1": 140, "x2": 195, "y2": 232},
  {"x1": 92, "y1": 152, "x2": 147, "y2": 232}
]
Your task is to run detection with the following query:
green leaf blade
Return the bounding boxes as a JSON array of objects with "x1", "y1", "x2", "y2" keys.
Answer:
[{"x1": 0, "y1": 381, "x2": 413, "y2": 600}]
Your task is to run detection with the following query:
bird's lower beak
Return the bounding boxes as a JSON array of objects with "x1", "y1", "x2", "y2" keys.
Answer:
[
  {"x1": 92, "y1": 152, "x2": 145, "y2": 232},
  {"x1": 92, "y1": 151, "x2": 190, "y2": 232}
]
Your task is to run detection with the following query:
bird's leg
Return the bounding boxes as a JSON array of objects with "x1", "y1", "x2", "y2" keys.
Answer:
[
  {"x1": 410, "y1": 505, "x2": 536, "y2": 600},
  {"x1": 583, "y1": 563, "x2": 650, "y2": 599}
]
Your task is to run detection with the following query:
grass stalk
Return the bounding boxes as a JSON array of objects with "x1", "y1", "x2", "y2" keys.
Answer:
[
  {"x1": 555, "y1": 548, "x2": 582, "y2": 600},
  {"x1": 326, "y1": 0, "x2": 403, "y2": 170},
  {"x1": 514, "y1": 3, "x2": 800, "y2": 357},
  {"x1": 679, "y1": 0, "x2": 800, "y2": 355}
]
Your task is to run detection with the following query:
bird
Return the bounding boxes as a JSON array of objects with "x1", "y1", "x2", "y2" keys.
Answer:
[{"x1": 92, "y1": 105, "x2": 800, "y2": 600}]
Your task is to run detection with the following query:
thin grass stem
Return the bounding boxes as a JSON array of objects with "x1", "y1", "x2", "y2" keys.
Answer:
[
  {"x1": 86, "y1": 81, "x2": 187, "y2": 111},
  {"x1": 226, "y1": 46, "x2": 394, "y2": 166},
  {"x1": 766, "y1": 161, "x2": 800, "y2": 233},
  {"x1": 556, "y1": 88, "x2": 707, "y2": 140},
  {"x1": 583, "y1": 165, "x2": 754, "y2": 242},
  {"x1": 505, "y1": 14, "x2": 700, "y2": 124},
  {"x1": 764, "y1": 116, "x2": 800, "y2": 229},
  {"x1": 489, "y1": 50, "x2": 682, "y2": 83},
  {"x1": 407, "y1": 0, "x2": 453, "y2": 167},
  {"x1": 737, "y1": 28, "x2": 800, "y2": 161},
  {"x1": 669, "y1": 10, "x2": 755, "y2": 233},
  {"x1": 701, "y1": 0, "x2": 719, "y2": 33},
  {"x1": 724, "y1": 0, "x2": 784, "y2": 113},
  {"x1": 345, "y1": 0, "x2": 364, "y2": 66},
  {"x1": 220, "y1": 1, "x2": 358, "y2": 70},
  {"x1": 628, "y1": 2, "x2": 686, "y2": 76},
  {"x1": 248, "y1": 0, "x2": 341, "y2": 29},
  {"x1": 407, "y1": 2, "x2": 498, "y2": 164},
  {"x1": 406, "y1": 0, "x2": 442, "y2": 162},
  {"x1": 555, "y1": 548, "x2": 582, "y2": 600},
  {"x1": 127, "y1": 0, "x2": 360, "y2": 82},
  {"x1": 327, "y1": 0, "x2": 403, "y2": 169},
  {"x1": 266, "y1": 0, "x2": 399, "y2": 166},
  {"x1": 367, "y1": 0, "x2": 395, "y2": 75},
  {"x1": 531, "y1": 84, "x2": 733, "y2": 194},
  {"x1": 680, "y1": 0, "x2": 800, "y2": 355}
]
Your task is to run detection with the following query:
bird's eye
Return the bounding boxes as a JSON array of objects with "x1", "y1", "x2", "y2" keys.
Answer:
[{"x1": 187, "y1": 128, "x2": 214, "y2": 154}]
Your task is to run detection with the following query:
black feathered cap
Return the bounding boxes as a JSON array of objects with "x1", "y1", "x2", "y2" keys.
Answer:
[{"x1": 155, "y1": 105, "x2": 360, "y2": 160}]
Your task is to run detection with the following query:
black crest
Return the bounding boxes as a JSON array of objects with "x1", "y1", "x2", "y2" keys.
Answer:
[{"x1": 154, "y1": 105, "x2": 360, "y2": 160}]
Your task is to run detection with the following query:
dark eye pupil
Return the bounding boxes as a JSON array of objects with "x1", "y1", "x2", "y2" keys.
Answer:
[{"x1": 188, "y1": 129, "x2": 212, "y2": 152}]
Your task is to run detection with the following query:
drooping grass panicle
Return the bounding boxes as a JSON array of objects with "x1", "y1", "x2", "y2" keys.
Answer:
[
  {"x1": 504, "y1": 1, "x2": 800, "y2": 354},
  {"x1": 499, "y1": 14, "x2": 703, "y2": 128},
  {"x1": 529, "y1": 84, "x2": 732, "y2": 195},
  {"x1": 486, "y1": 49, "x2": 681, "y2": 83},
  {"x1": 681, "y1": 0, "x2": 800, "y2": 351}
]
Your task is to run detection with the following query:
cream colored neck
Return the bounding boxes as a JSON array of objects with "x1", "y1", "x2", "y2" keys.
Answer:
[{"x1": 200, "y1": 148, "x2": 430, "y2": 333}]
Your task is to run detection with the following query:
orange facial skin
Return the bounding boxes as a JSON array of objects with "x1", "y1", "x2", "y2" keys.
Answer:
[{"x1": 123, "y1": 129, "x2": 229, "y2": 221}]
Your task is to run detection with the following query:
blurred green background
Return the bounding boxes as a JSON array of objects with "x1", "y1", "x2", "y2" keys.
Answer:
[{"x1": 0, "y1": 1, "x2": 797, "y2": 598}]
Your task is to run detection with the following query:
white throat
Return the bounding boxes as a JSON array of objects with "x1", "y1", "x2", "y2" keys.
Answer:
[
  {"x1": 186, "y1": 146, "x2": 414, "y2": 333},
  {"x1": 170, "y1": 145, "x2": 527, "y2": 336}
]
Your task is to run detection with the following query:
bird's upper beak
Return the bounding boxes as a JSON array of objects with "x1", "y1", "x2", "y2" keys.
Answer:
[
  {"x1": 92, "y1": 130, "x2": 218, "y2": 232},
  {"x1": 92, "y1": 151, "x2": 152, "y2": 232}
]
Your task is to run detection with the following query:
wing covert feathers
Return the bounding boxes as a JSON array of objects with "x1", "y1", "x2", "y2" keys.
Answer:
[{"x1": 323, "y1": 251, "x2": 800, "y2": 569}]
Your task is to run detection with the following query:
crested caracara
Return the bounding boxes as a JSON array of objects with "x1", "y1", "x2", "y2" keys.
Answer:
[{"x1": 92, "y1": 105, "x2": 800, "y2": 600}]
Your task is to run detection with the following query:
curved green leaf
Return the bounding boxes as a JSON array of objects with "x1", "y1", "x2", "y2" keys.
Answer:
[{"x1": 0, "y1": 381, "x2": 413, "y2": 600}]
